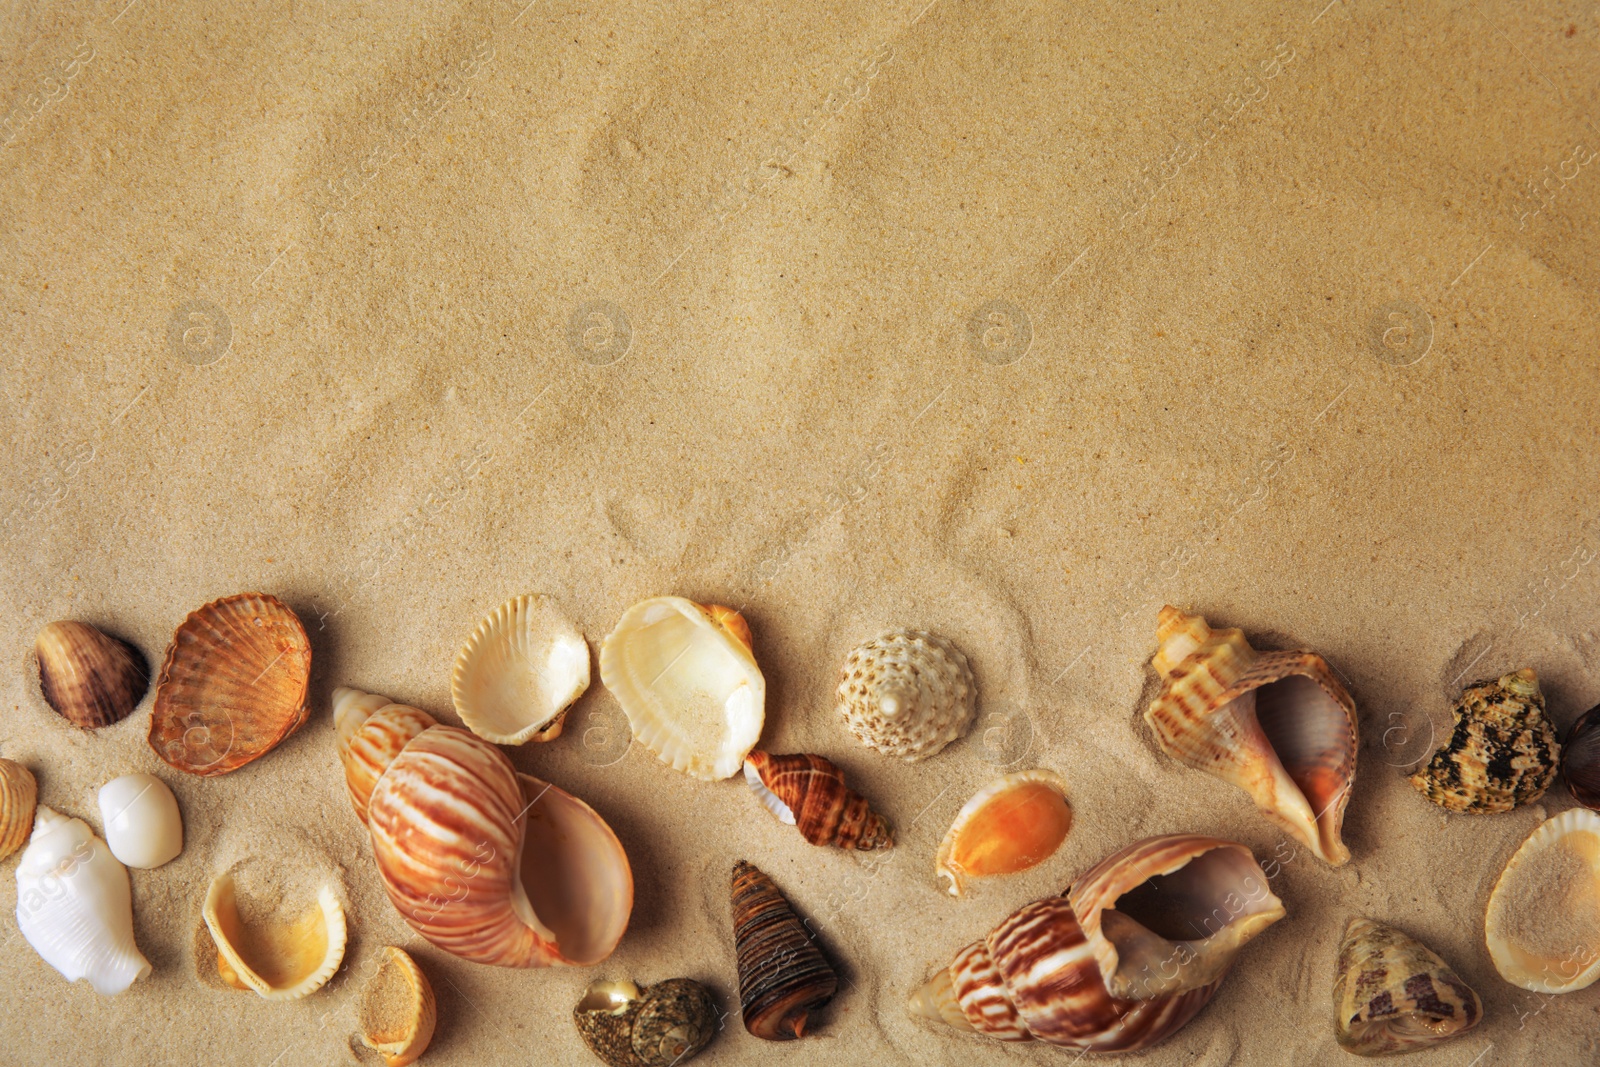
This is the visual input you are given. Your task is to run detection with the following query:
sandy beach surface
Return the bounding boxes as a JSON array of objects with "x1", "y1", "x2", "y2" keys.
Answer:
[{"x1": 3, "y1": 0, "x2": 1600, "y2": 1063}]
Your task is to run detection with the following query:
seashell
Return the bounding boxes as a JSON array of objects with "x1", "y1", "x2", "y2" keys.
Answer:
[
  {"x1": 908, "y1": 834, "x2": 1283, "y2": 1052},
  {"x1": 574, "y1": 977, "x2": 719, "y2": 1067},
  {"x1": 731, "y1": 860, "x2": 838, "y2": 1040},
  {"x1": 336, "y1": 686, "x2": 633, "y2": 967},
  {"x1": 1145, "y1": 606, "x2": 1358, "y2": 866},
  {"x1": 148, "y1": 593, "x2": 312, "y2": 776},
  {"x1": 35, "y1": 620, "x2": 148, "y2": 729},
  {"x1": 0, "y1": 758, "x2": 38, "y2": 861},
  {"x1": 1333, "y1": 917, "x2": 1482, "y2": 1056},
  {"x1": 836, "y1": 629, "x2": 976, "y2": 761},
  {"x1": 1484, "y1": 807, "x2": 1600, "y2": 993},
  {"x1": 451, "y1": 594, "x2": 591, "y2": 745},
  {"x1": 1564, "y1": 702, "x2": 1600, "y2": 809},
  {"x1": 203, "y1": 871, "x2": 346, "y2": 999},
  {"x1": 599, "y1": 597, "x2": 764, "y2": 780},
  {"x1": 358, "y1": 946, "x2": 436, "y2": 1067},
  {"x1": 15, "y1": 806, "x2": 151, "y2": 995},
  {"x1": 743, "y1": 751, "x2": 892, "y2": 851},
  {"x1": 1409, "y1": 668, "x2": 1559, "y2": 814},
  {"x1": 97, "y1": 773, "x2": 183, "y2": 869},
  {"x1": 935, "y1": 769, "x2": 1071, "y2": 896}
]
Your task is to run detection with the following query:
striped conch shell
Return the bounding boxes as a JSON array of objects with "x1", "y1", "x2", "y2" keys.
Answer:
[
  {"x1": 1334, "y1": 917, "x2": 1482, "y2": 1056},
  {"x1": 1145, "y1": 607, "x2": 1358, "y2": 865},
  {"x1": 731, "y1": 860, "x2": 838, "y2": 1040},
  {"x1": 334, "y1": 687, "x2": 633, "y2": 968},
  {"x1": 743, "y1": 752, "x2": 892, "y2": 850},
  {"x1": 908, "y1": 834, "x2": 1284, "y2": 1052}
]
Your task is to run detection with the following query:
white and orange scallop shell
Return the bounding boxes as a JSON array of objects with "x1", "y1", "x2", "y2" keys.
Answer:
[
  {"x1": 203, "y1": 872, "x2": 347, "y2": 1000},
  {"x1": 451, "y1": 594, "x2": 590, "y2": 745},
  {"x1": 935, "y1": 769, "x2": 1071, "y2": 896},
  {"x1": 1485, "y1": 808, "x2": 1600, "y2": 993},
  {"x1": 599, "y1": 597, "x2": 764, "y2": 781},
  {"x1": 1144, "y1": 607, "x2": 1357, "y2": 866},
  {"x1": 336, "y1": 687, "x2": 633, "y2": 968}
]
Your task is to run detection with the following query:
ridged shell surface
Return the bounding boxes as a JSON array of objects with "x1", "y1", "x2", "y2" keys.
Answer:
[
  {"x1": 836, "y1": 630, "x2": 976, "y2": 761},
  {"x1": 451, "y1": 594, "x2": 590, "y2": 745},
  {"x1": 35, "y1": 621, "x2": 149, "y2": 729},
  {"x1": 1333, "y1": 917, "x2": 1482, "y2": 1056},
  {"x1": 204, "y1": 872, "x2": 347, "y2": 1000},
  {"x1": 1145, "y1": 607, "x2": 1357, "y2": 865},
  {"x1": 743, "y1": 752, "x2": 892, "y2": 850},
  {"x1": 1410, "y1": 668, "x2": 1559, "y2": 814},
  {"x1": 0, "y1": 758, "x2": 38, "y2": 860},
  {"x1": 149, "y1": 593, "x2": 312, "y2": 776},
  {"x1": 731, "y1": 860, "x2": 838, "y2": 1040}
]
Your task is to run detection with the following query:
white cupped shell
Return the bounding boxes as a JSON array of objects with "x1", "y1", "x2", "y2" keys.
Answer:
[
  {"x1": 15, "y1": 805, "x2": 152, "y2": 995},
  {"x1": 1485, "y1": 807, "x2": 1600, "y2": 993},
  {"x1": 451, "y1": 594, "x2": 591, "y2": 746},
  {"x1": 97, "y1": 773, "x2": 183, "y2": 869}
]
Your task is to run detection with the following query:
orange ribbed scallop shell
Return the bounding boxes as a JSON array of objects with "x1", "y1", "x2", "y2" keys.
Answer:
[{"x1": 743, "y1": 752, "x2": 891, "y2": 851}]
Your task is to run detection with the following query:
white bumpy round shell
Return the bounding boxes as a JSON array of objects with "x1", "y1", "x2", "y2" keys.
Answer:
[{"x1": 837, "y1": 630, "x2": 976, "y2": 761}]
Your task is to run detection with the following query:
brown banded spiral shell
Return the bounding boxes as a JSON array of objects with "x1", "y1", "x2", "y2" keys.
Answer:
[
  {"x1": 35, "y1": 621, "x2": 149, "y2": 729},
  {"x1": 1333, "y1": 917, "x2": 1482, "y2": 1056},
  {"x1": 1409, "y1": 668, "x2": 1558, "y2": 814},
  {"x1": 743, "y1": 752, "x2": 892, "y2": 850},
  {"x1": 731, "y1": 860, "x2": 838, "y2": 1040}
]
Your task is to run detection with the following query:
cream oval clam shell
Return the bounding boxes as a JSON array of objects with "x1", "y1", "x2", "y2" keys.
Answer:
[
  {"x1": 97, "y1": 773, "x2": 183, "y2": 869},
  {"x1": 203, "y1": 872, "x2": 347, "y2": 1000},
  {"x1": 599, "y1": 597, "x2": 764, "y2": 781},
  {"x1": 451, "y1": 594, "x2": 591, "y2": 745},
  {"x1": 935, "y1": 768, "x2": 1071, "y2": 896},
  {"x1": 1484, "y1": 807, "x2": 1600, "y2": 993}
]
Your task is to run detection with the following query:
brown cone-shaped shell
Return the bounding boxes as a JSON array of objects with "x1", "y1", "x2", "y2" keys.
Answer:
[
  {"x1": 743, "y1": 752, "x2": 892, "y2": 851},
  {"x1": 1563, "y1": 702, "x2": 1600, "y2": 810},
  {"x1": 1333, "y1": 917, "x2": 1482, "y2": 1056},
  {"x1": 1409, "y1": 668, "x2": 1559, "y2": 814},
  {"x1": 35, "y1": 621, "x2": 149, "y2": 729},
  {"x1": 148, "y1": 593, "x2": 312, "y2": 776},
  {"x1": 1145, "y1": 607, "x2": 1358, "y2": 865},
  {"x1": 0, "y1": 759, "x2": 38, "y2": 861},
  {"x1": 359, "y1": 946, "x2": 436, "y2": 1067},
  {"x1": 574, "y1": 978, "x2": 719, "y2": 1067},
  {"x1": 731, "y1": 860, "x2": 838, "y2": 1040}
]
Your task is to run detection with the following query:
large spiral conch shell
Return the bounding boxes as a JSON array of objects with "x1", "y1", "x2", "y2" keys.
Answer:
[
  {"x1": 743, "y1": 752, "x2": 892, "y2": 850},
  {"x1": 15, "y1": 806, "x2": 151, "y2": 995},
  {"x1": 1333, "y1": 917, "x2": 1482, "y2": 1056},
  {"x1": 334, "y1": 687, "x2": 633, "y2": 968},
  {"x1": 1145, "y1": 607, "x2": 1358, "y2": 866},
  {"x1": 1484, "y1": 807, "x2": 1600, "y2": 993},
  {"x1": 731, "y1": 860, "x2": 838, "y2": 1040},
  {"x1": 908, "y1": 834, "x2": 1284, "y2": 1052},
  {"x1": 149, "y1": 593, "x2": 312, "y2": 776}
]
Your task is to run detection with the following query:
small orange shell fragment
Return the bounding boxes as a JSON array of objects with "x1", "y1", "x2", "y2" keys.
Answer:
[{"x1": 936, "y1": 769, "x2": 1071, "y2": 895}]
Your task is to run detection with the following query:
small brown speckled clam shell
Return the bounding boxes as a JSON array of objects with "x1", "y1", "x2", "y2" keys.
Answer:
[
  {"x1": 574, "y1": 978, "x2": 719, "y2": 1067},
  {"x1": 1333, "y1": 917, "x2": 1482, "y2": 1056},
  {"x1": 1408, "y1": 668, "x2": 1558, "y2": 814}
]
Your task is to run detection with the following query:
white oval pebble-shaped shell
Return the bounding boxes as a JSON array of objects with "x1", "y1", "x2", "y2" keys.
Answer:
[
  {"x1": 1485, "y1": 807, "x2": 1600, "y2": 993},
  {"x1": 15, "y1": 806, "x2": 151, "y2": 995},
  {"x1": 451, "y1": 595, "x2": 591, "y2": 745},
  {"x1": 97, "y1": 773, "x2": 183, "y2": 869},
  {"x1": 837, "y1": 630, "x2": 976, "y2": 761}
]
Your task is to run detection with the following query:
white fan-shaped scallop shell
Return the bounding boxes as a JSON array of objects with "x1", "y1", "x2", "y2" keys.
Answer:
[
  {"x1": 97, "y1": 773, "x2": 183, "y2": 869},
  {"x1": 599, "y1": 597, "x2": 764, "y2": 781},
  {"x1": 203, "y1": 871, "x2": 347, "y2": 1000},
  {"x1": 451, "y1": 594, "x2": 591, "y2": 745},
  {"x1": 837, "y1": 630, "x2": 976, "y2": 761},
  {"x1": 1485, "y1": 807, "x2": 1600, "y2": 993},
  {"x1": 15, "y1": 806, "x2": 151, "y2": 995}
]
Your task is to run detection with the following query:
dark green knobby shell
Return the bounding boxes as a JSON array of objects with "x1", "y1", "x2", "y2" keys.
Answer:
[
  {"x1": 573, "y1": 978, "x2": 718, "y2": 1067},
  {"x1": 731, "y1": 860, "x2": 837, "y2": 1040},
  {"x1": 1333, "y1": 917, "x2": 1482, "y2": 1056},
  {"x1": 1408, "y1": 668, "x2": 1559, "y2": 814},
  {"x1": 1562, "y1": 703, "x2": 1600, "y2": 809}
]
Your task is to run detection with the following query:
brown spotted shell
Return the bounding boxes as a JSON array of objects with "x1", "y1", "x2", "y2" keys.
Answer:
[
  {"x1": 743, "y1": 752, "x2": 892, "y2": 850},
  {"x1": 731, "y1": 860, "x2": 837, "y2": 1040},
  {"x1": 35, "y1": 621, "x2": 149, "y2": 729},
  {"x1": 1409, "y1": 668, "x2": 1558, "y2": 814},
  {"x1": 1333, "y1": 917, "x2": 1482, "y2": 1055},
  {"x1": 574, "y1": 978, "x2": 719, "y2": 1067},
  {"x1": 148, "y1": 593, "x2": 312, "y2": 776}
]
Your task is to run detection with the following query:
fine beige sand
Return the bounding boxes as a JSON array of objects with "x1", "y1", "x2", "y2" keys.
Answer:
[{"x1": 4, "y1": 0, "x2": 1600, "y2": 1064}]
